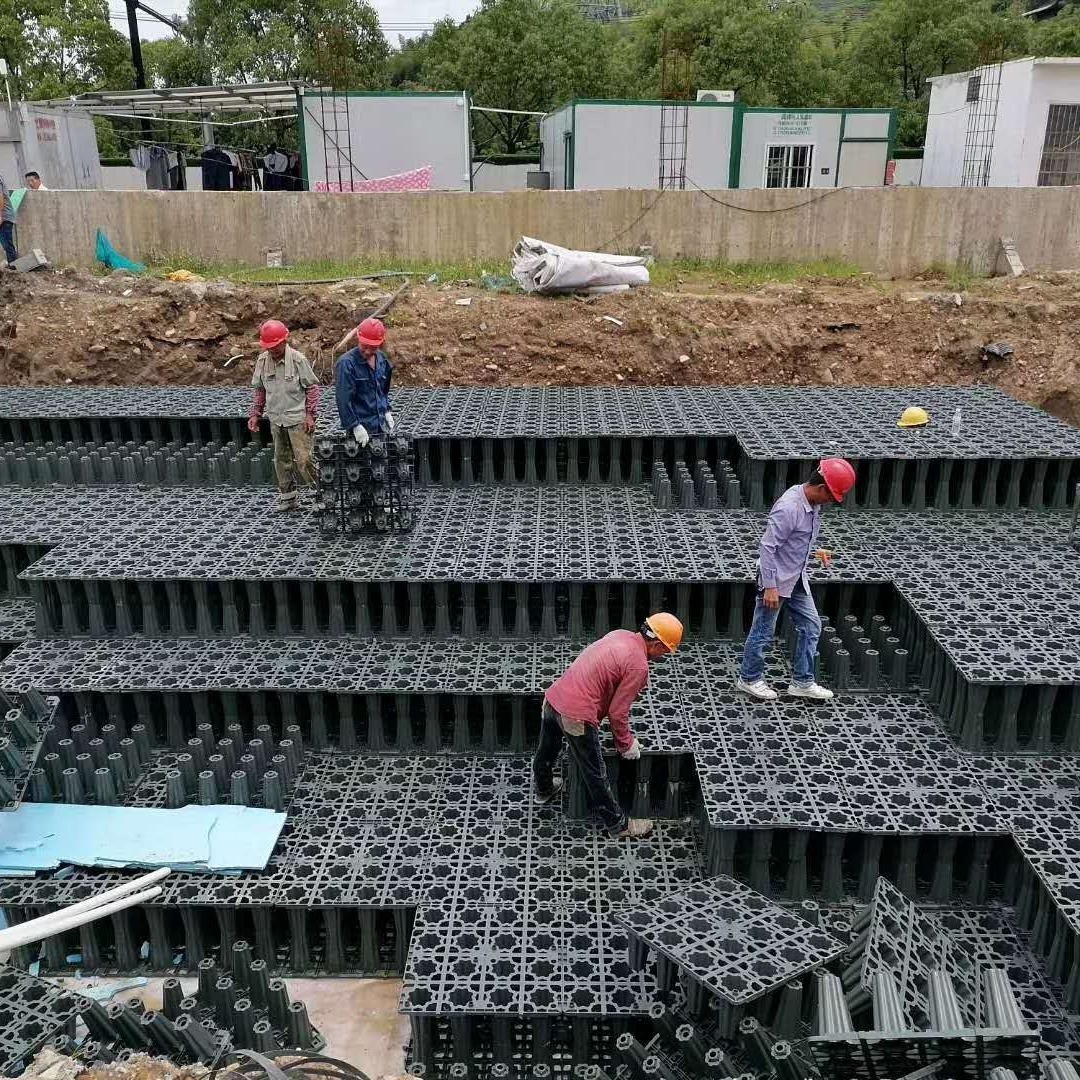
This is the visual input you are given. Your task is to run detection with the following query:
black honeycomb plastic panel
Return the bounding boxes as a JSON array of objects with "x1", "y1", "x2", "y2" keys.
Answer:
[
  {"x1": 313, "y1": 433, "x2": 415, "y2": 535},
  {"x1": 0, "y1": 963, "x2": 81, "y2": 1076},
  {"x1": 0, "y1": 600, "x2": 35, "y2": 644},
  {"x1": 614, "y1": 876, "x2": 844, "y2": 1005},
  {"x1": 857, "y1": 878, "x2": 979, "y2": 1028},
  {"x1": 2, "y1": 757, "x2": 703, "y2": 979}
]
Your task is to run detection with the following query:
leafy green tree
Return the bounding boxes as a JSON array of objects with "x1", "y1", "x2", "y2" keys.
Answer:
[
  {"x1": 0, "y1": 0, "x2": 133, "y2": 98},
  {"x1": 845, "y1": 0, "x2": 1028, "y2": 145},
  {"x1": 1029, "y1": 8, "x2": 1080, "y2": 54},
  {"x1": 628, "y1": 0, "x2": 825, "y2": 106},
  {"x1": 185, "y1": 0, "x2": 388, "y2": 86},
  {"x1": 141, "y1": 35, "x2": 212, "y2": 87},
  {"x1": 421, "y1": 0, "x2": 613, "y2": 154}
]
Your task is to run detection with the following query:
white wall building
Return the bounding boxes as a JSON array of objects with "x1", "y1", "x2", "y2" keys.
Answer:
[
  {"x1": 299, "y1": 90, "x2": 472, "y2": 191},
  {"x1": 923, "y1": 57, "x2": 1080, "y2": 187},
  {"x1": 539, "y1": 100, "x2": 895, "y2": 190},
  {"x1": 0, "y1": 104, "x2": 102, "y2": 190}
]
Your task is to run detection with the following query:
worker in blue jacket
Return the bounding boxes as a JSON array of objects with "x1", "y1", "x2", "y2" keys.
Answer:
[{"x1": 334, "y1": 316, "x2": 395, "y2": 444}]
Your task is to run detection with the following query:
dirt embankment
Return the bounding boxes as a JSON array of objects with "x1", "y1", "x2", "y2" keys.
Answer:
[{"x1": 1, "y1": 269, "x2": 1078, "y2": 424}]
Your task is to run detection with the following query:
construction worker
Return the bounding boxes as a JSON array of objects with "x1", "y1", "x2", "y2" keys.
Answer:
[
  {"x1": 0, "y1": 172, "x2": 17, "y2": 267},
  {"x1": 335, "y1": 317, "x2": 395, "y2": 445},
  {"x1": 736, "y1": 458, "x2": 856, "y2": 702},
  {"x1": 532, "y1": 613, "x2": 684, "y2": 839},
  {"x1": 248, "y1": 320, "x2": 320, "y2": 512}
]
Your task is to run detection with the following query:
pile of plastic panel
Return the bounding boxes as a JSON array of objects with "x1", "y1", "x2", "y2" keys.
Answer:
[
  {"x1": 314, "y1": 433, "x2": 415, "y2": 535},
  {"x1": 0, "y1": 384, "x2": 1077, "y2": 1078}
]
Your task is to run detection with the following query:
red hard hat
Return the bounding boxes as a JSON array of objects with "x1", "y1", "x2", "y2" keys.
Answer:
[
  {"x1": 819, "y1": 457, "x2": 856, "y2": 502},
  {"x1": 357, "y1": 317, "x2": 386, "y2": 348},
  {"x1": 259, "y1": 319, "x2": 289, "y2": 350}
]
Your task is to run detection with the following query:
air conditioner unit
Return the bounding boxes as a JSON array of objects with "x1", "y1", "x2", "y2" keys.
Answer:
[{"x1": 697, "y1": 90, "x2": 736, "y2": 103}]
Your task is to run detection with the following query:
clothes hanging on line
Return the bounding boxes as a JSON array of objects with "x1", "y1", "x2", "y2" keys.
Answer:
[
  {"x1": 201, "y1": 146, "x2": 232, "y2": 191},
  {"x1": 129, "y1": 145, "x2": 171, "y2": 190}
]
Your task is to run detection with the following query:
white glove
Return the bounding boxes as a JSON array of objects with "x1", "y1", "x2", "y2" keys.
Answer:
[
  {"x1": 384, "y1": 411, "x2": 396, "y2": 434},
  {"x1": 352, "y1": 424, "x2": 370, "y2": 447},
  {"x1": 619, "y1": 737, "x2": 641, "y2": 761}
]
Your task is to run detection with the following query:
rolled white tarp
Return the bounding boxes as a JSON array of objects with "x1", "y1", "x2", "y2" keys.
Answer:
[{"x1": 511, "y1": 236, "x2": 650, "y2": 295}]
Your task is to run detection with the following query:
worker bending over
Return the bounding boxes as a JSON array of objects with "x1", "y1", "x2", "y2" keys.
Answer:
[
  {"x1": 533, "y1": 613, "x2": 684, "y2": 839},
  {"x1": 736, "y1": 458, "x2": 856, "y2": 702},
  {"x1": 249, "y1": 320, "x2": 320, "y2": 512},
  {"x1": 335, "y1": 317, "x2": 395, "y2": 444}
]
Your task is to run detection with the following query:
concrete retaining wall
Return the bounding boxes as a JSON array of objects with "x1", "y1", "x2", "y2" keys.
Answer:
[{"x1": 17, "y1": 186, "x2": 1080, "y2": 276}]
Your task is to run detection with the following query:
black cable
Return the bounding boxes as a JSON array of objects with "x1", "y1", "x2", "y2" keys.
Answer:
[
  {"x1": 596, "y1": 186, "x2": 668, "y2": 252},
  {"x1": 687, "y1": 175, "x2": 849, "y2": 212}
]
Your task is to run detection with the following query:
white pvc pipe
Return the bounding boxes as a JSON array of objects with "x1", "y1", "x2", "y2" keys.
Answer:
[{"x1": 0, "y1": 886, "x2": 164, "y2": 951}]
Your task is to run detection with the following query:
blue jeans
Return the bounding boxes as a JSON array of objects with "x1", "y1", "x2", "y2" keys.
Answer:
[
  {"x1": 739, "y1": 579, "x2": 822, "y2": 686},
  {"x1": 533, "y1": 702, "x2": 627, "y2": 834},
  {"x1": 0, "y1": 222, "x2": 16, "y2": 265}
]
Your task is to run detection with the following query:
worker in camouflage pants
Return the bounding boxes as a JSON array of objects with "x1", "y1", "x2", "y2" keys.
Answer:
[{"x1": 249, "y1": 320, "x2": 320, "y2": 511}]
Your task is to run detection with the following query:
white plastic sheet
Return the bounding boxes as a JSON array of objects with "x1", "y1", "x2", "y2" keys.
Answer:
[{"x1": 511, "y1": 236, "x2": 650, "y2": 295}]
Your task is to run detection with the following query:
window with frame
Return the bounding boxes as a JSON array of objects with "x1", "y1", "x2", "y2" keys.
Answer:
[
  {"x1": 765, "y1": 144, "x2": 814, "y2": 189},
  {"x1": 1038, "y1": 103, "x2": 1080, "y2": 186}
]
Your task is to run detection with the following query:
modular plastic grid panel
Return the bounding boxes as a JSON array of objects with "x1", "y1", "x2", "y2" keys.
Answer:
[
  {"x1": 0, "y1": 964, "x2": 81, "y2": 1076},
  {"x1": 2, "y1": 756, "x2": 704, "y2": 979},
  {"x1": 613, "y1": 876, "x2": 845, "y2": 1005},
  {"x1": 856, "y1": 877, "x2": 979, "y2": 1028},
  {"x1": 313, "y1": 433, "x2": 416, "y2": 535}
]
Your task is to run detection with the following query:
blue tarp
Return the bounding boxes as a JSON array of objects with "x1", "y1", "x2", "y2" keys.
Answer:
[{"x1": 0, "y1": 803, "x2": 285, "y2": 875}]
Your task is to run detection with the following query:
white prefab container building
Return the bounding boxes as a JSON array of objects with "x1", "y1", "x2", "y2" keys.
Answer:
[
  {"x1": 0, "y1": 104, "x2": 102, "y2": 190},
  {"x1": 539, "y1": 100, "x2": 895, "y2": 190},
  {"x1": 299, "y1": 90, "x2": 473, "y2": 191},
  {"x1": 923, "y1": 57, "x2": 1080, "y2": 187}
]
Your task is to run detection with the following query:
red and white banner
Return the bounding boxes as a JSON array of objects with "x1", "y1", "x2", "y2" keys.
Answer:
[{"x1": 315, "y1": 165, "x2": 433, "y2": 193}]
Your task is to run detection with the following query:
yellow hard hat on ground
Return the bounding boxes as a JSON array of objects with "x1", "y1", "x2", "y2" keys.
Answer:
[
  {"x1": 645, "y1": 612, "x2": 684, "y2": 653},
  {"x1": 898, "y1": 406, "x2": 930, "y2": 428}
]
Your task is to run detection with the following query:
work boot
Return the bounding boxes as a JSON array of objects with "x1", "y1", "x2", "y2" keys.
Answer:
[
  {"x1": 615, "y1": 818, "x2": 653, "y2": 839},
  {"x1": 534, "y1": 777, "x2": 563, "y2": 807},
  {"x1": 736, "y1": 678, "x2": 778, "y2": 702},
  {"x1": 787, "y1": 682, "x2": 834, "y2": 701},
  {"x1": 276, "y1": 495, "x2": 299, "y2": 513}
]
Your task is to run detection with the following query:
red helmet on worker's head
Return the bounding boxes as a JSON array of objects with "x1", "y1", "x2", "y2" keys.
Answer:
[
  {"x1": 357, "y1": 317, "x2": 386, "y2": 348},
  {"x1": 259, "y1": 319, "x2": 289, "y2": 350},
  {"x1": 819, "y1": 457, "x2": 856, "y2": 502}
]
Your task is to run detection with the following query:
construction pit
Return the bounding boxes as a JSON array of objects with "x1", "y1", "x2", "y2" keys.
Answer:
[{"x1": 0, "y1": 268, "x2": 1078, "y2": 1080}]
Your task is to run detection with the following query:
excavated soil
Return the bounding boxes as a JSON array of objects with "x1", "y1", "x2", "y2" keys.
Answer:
[{"x1": 1, "y1": 268, "x2": 1079, "y2": 424}]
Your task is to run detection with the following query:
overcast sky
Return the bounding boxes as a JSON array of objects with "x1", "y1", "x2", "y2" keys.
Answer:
[{"x1": 117, "y1": 0, "x2": 479, "y2": 43}]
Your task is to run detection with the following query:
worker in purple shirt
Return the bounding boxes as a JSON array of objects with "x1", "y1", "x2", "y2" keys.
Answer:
[{"x1": 736, "y1": 458, "x2": 856, "y2": 702}]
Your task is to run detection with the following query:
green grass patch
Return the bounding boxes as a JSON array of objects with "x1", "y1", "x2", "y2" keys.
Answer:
[
  {"x1": 650, "y1": 257, "x2": 864, "y2": 288},
  {"x1": 130, "y1": 252, "x2": 868, "y2": 290},
  {"x1": 139, "y1": 252, "x2": 503, "y2": 285},
  {"x1": 919, "y1": 261, "x2": 987, "y2": 292}
]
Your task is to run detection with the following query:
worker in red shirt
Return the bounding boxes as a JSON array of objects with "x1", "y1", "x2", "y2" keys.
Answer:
[{"x1": 533, "y1": 613, "x2": 684, "y2": 839}]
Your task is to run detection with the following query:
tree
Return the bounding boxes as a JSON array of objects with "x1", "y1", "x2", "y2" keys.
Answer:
[
  {"x1": 845, "y1": 0, "x2": 1029, "y2": 145},
  {"x1": 1029, "y1": 8, "x2": 1080, "y2": 54},
  {"x1": 141, "y1": 35, "x2": 212, "y2": 88},
  {"x1": 0, "y1": 0, "x2": 133, "y2": 98},
  {"x1": 386, "y1": 32, "x2": 434, "y2": 89},
  {"x1": 626, "y1": 0, "x2": 827, "y2": 106},
  {"x1": 421, "y1": 0, "x2": 614, "y2": 155},
  {"x1": 185, "y1": 0, "x2": 388, "y2": 86}
]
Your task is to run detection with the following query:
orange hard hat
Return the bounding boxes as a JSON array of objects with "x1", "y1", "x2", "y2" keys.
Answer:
[
  {"x1": 259, "y1": 319, "x2": 289, "y2": 350},
  {"x1": 820, "y1": 457, "x2": 856, "y2": 502},
  {"x1": 357, "y1": 317, "x2": 386, "y2": 348},
  {"x1": 645, "y1": 612, "x2": 683, "y2": 653}
]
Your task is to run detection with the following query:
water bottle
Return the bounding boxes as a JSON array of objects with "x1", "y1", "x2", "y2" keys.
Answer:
[{"x1": 950, "y1": 407, "x2": 962, "y2": 438}]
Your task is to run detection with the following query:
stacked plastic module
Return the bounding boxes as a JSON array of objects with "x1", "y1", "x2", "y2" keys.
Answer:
[
  {"x1": 314, "y1": 432, "x2": 415, "y2": 535},
  {"x1": 3, "y1": 385, "x2": 1080, "y2": 1079},
  {"x1": 0, "y1": 688, "x2": 53, "y2": 809},
  {"x1": 0, "y1": 963, "x2": 82, "y2": 1076},
  {"x1": 614, "y1": 878, "x2": 845, "y2": 1038},
  {"x1": 812, "y1": 964, "x2": 1040, "y2": 1079}
]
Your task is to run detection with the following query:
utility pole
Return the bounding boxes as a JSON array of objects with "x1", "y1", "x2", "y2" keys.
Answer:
[{"x1": 125, "y1": 0, "x2": 148, "y2": 89}]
